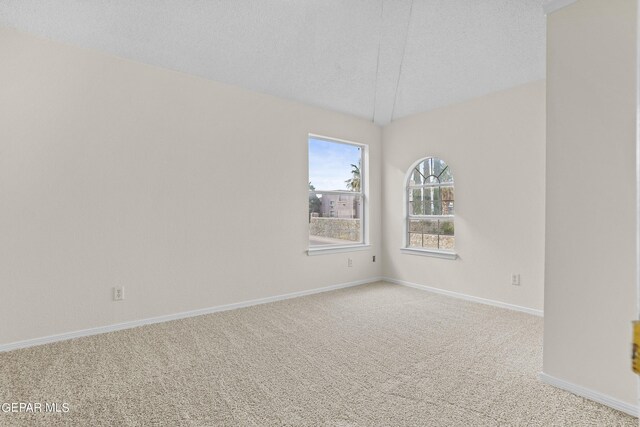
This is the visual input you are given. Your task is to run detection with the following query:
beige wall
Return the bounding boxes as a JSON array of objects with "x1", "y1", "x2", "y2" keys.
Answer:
[
  {"x1": 0, "y1": 27, "x2": 382, "y2": 345},
  {"x1": 381, "y1": 80, "x2": 546, "y2": 312},
  {"x1": 543, "y1": 0, "x2": 637, "y2": 407}
]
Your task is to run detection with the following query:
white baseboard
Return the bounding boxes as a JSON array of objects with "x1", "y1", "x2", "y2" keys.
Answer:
[
  {"x1": 0, "y1": 277, "x2": 382, "y2": 353},
  {"x1": 383, "y1": 277, "x2": 544, "y2": 317},
  {"x1": 539, "y1": 372, "x2": 638, "y2": 417}
]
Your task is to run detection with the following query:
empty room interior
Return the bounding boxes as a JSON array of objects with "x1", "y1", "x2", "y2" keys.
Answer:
[{"x1": 1, "y1": 0, "x2": 639, "y2": 425}]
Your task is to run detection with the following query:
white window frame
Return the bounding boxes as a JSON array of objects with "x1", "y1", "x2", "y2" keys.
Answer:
[
  {"x1": 401, "y1": 156, "x2": 457, "y2": 260},
  {"x1": 307, "y1": 134, "x2": 370, "y2": 256}
]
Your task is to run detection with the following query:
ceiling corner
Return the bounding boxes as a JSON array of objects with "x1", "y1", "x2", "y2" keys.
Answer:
[{"x1": 543, "y1": 0, "x2": 578, "y2": 15}]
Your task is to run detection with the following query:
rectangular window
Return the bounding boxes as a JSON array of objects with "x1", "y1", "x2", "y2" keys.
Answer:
[{"x1": 308, "y1": 135, "x2": 365, "y2": 249}]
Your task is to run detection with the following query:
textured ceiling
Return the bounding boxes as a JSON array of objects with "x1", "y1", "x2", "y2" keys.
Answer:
[{"x1": 0, "y1": 0, "x2": 546, "y2": 125}]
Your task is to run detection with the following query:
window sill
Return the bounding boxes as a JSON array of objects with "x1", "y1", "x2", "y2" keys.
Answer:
[
  {"x1": 308, "y1": 244, "x2": 371, "y2": 256},
  {"x1": 400, "y1": 247, "x2": 458, "y2": 260}
]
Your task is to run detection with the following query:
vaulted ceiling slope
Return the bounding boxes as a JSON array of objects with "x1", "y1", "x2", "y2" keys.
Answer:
[{"x1": 0, "y1": 1, "x2": 546, "y2": 125}]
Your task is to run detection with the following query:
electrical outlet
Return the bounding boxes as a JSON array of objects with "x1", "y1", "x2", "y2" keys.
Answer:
[
  {"x1": 511, "y1": 274, "x2": 521, "y2": 286},
  {"x1": 348, "y1": 258, "x2": 353, "y2": 267},
  {"x1": 113, "y1": 286, "x2": 125, "y2": 301},
  {"x1": 372, "y1": 255, "x2": 376, "y2": 262}
]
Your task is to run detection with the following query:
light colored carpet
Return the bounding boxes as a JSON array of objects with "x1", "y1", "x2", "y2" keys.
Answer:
[{"x1": 0, "y1": 281, "x2": 636, "y2": 426}]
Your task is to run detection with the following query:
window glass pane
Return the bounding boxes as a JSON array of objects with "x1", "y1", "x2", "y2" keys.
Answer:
[
  {"x1": 441, "y1": 186, "x2": 454, "y2": 215},
  {"x1": 442, "y1": 200, "x2": 455, "y2": 216},
  {"x1": 424, "y1": 199, "x2": 441, "y2": 216},
  {"x1": 309, "y1": 193, "x2": 362, "y2": 246},
  {"x1": 408, "y1": 186, "x2": 454, "y2": 216},
  {"x1": 440, "y1": 218, "x2": 454, "y2": 235},
  {"x1": 426, "y1": 167, "x2": 439, "y2": 184},
  {"x1": 409, "y1": 169, "x2": 423, "y2": 186},
  {"x1": 433, "y1": 158, "x2": 453, "y2": 183},
  {"x1": 409, "y1": 189, "x2": 424, "y2": 215},
  {"x1": 424, "y1": 187, "x2": 441, "y2": 215},
  {"x1": 439, "y1": 219, "x2": 455, "y2": 250},
  {"x1": 441, "y1": 186, "x2": 454, "y2": 201},
  {"x1": 407, "y1": 219, "x2": 455, "y2": 251},
  {"x1": 309, "y1": 138, "x2": 361, "y2": 192}
]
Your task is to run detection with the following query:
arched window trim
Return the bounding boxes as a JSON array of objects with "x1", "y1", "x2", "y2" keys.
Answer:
[{"x1": 401, "y1": 156, "x2": 458, "y2": 260}]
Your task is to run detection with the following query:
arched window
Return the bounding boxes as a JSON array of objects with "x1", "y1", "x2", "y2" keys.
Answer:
[{"x1": 405, "y1": 157, "x2": 455, "y2": 257}]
